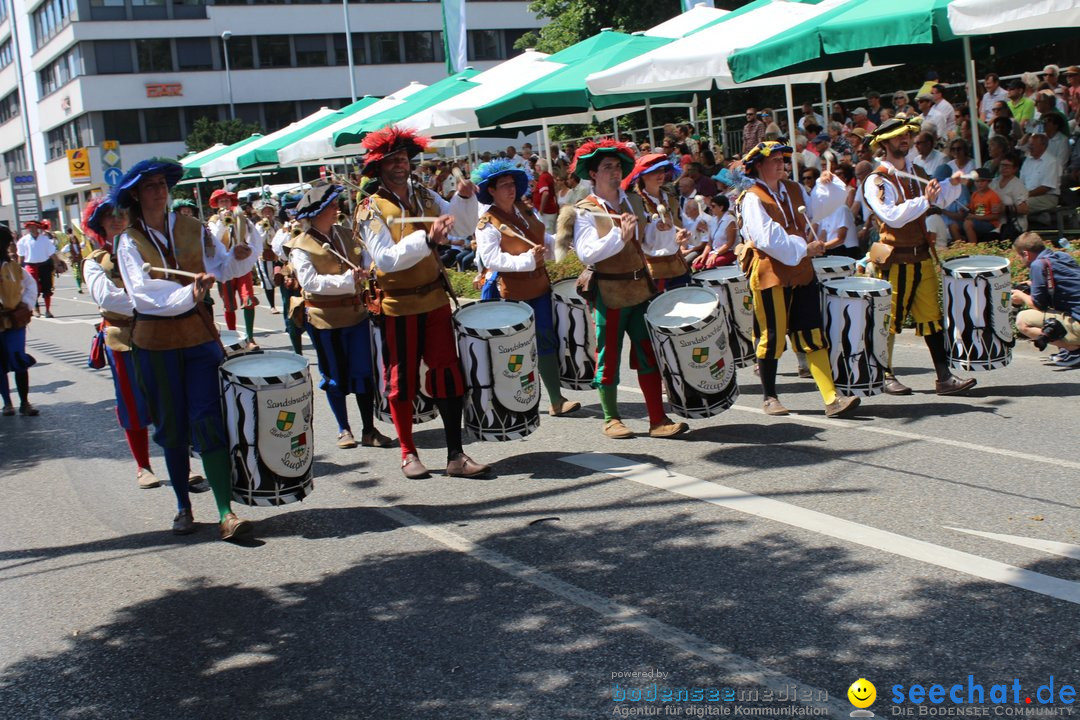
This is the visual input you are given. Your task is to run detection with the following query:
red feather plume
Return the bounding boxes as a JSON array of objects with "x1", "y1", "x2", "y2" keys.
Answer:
[
  {"x1": 81, "y1": 198, "x2": 106, "y2": 249},
  {"x1": 361, "y1": 125, "x2": 431, "y2": 170}
]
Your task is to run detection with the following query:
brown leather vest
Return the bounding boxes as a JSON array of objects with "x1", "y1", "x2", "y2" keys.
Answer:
[
  {"x1": 483, "y1": 202, "x2": 550, "y2": 301},
  {"x1": 291, "y1": 229, "x2": 368, "y2": 330},
  {"x1": 578, "y1": 195, "x2": 653, "y2": 309},
  {"x1": 741, "y1": 181, "x2": 814, "y2": 290},
  {"x1": 0, "y1": 261, "x2": 22, "y2": 331},
  {"x1": 365, "y1": 188, "x2": 448, "y2": 317},
  {"x1": 632, "y1": 190, "x2": 690, "y2": 281},
  {"x1": 86, "y1": 248, "x2": 134, "y2": 352},
  {"x1": 870, "y1": 165, "x2": 931, "y2": 249}
]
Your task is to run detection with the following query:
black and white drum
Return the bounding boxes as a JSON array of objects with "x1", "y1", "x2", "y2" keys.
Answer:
[
  {"x1": 645, "y1": 285, "x2": 738, "y2": 419},
  {"x1": 219, "y1": 329, "x2": 246, "y2": 356},
  {"x1": 941, "y1": 255, "x2": 1014, "y2": 370},
  {"x1": 370, "y1": 322, "x2": 438, "y2": 425},
  {"x1": 812, "y1": 256, "x2": 857, "y2": 285},
  {"x1": 694, "y1": 266, "x2": 755, "y2": 368},
  {"x1": 220, "y1": 350, "x2": 314, "y2": 506},
  {"x1": 551, "y1": 278, "x2": 596, "y2": 390},
  {"x1": 823, "y1": 277, "x2": 892, "y2": 397},
  {"x1": 454, "y1": 300, "x2": 541, "y2": 441}
]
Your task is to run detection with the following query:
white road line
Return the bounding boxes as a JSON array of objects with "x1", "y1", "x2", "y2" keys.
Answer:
[
  {"x1": 374, "y1": 503, "x2": 848, "y2": 716},
  {"x1": 945, "y1": 527, "x2": 1080, "y2": 561},
  {"x1": 562, "y1": 453, "x2": 1080, "y2": 606},
  {"x1": 48, "y1": 294, "x2": 282, "y2": 333}
]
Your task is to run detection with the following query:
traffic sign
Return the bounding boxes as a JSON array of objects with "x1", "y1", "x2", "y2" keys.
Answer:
[
  {"x1": 12, "y1": 171, "x2": 42, "y2": 227},
  {"x1": 104, "y1": 166, "x2": 123, "y2": 187},
  {"x1": 101, "y1": 140, "x2": 122, "y2": 187}
]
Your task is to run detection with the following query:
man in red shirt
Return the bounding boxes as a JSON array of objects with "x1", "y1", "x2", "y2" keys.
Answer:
[{"x1": 533, "y1": 159, "x2": 559, "y2": 233}]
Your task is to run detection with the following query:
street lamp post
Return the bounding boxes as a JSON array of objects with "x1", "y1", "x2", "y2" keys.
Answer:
[
  {"x1": 221, "y1": 30, "x2": 236, "y2": 121},
  {"x1": 342, "y1": 0, "x2": 357, "y2": 103}
]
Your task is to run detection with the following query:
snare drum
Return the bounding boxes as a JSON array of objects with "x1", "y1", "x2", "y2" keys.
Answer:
[
  {"x1": 694, "y1": 266, "x2": 755, "y2": 368},
  {"x1": 812, "y1": 256, "x2": 857, "y2": 285},
  {"x1": 823, "y1": 277, "x2": 892, "y2": 396},
  {"x1": 551, "y1": 278, "x2": 597, "y2": 390},
  {"x1": 370, "y1": 322, "x2": 438, "y2": 424},
  {"x1": 645, "y1": 286, "x2": 738, "y2": 419},
  {"x1": 219, "y1": 329, "x2": 246, "y2": 356},
  {"x1": 220, "y1": 350, "x2": 314, "y2": 506},
  {"x1": 941, "y1": 255, "x2": 1014, "y2": 370},
  {"x1": 454, "y1": 300, "x2": 541, "y2": 441}
]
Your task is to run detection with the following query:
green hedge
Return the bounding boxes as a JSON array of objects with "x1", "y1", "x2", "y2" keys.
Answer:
[{"x1": 448, "y1": 253, "x2": 585, "y2": 299}]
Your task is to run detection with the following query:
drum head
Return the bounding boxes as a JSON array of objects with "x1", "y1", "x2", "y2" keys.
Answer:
[
  {"x1": 222, "y1": 350, "x2": 308, "y2": 379},
  {"x1": 646, "y1": 286, "x2": 719, "y2": 328},
  {"x1": 812, "y1": 257, "x2": 857, "y2": 272},
  {"x1": 455, "y1": 300, "x2": 533, "y2": 330},
  {"x1": 942, "y1": 255, "x2": 1009, "y2": 277},
  {"x1": 824, "y1": 277, "x2": 892, "y2": 295},
  {"x1": 551, "y1": 278, "x2": 578, "y2": 300},
  {"x1": 220, "y1": 330, "x2": 243, "y2": 346},
  {"x1": 696, "y1": 266, "x2": 746, "y2": 283}
]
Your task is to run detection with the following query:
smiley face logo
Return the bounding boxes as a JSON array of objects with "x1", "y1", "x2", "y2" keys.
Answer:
[{"x1": 848, "y1": 678, "x2": 876, "y2": 709}]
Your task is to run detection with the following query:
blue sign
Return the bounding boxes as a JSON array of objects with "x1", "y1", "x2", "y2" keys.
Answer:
[{"x1": 104, "y1": 166, "x2": 123, "y2": 187}]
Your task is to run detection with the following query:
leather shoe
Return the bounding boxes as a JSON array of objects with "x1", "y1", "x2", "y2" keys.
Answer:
[
  {"x1": 825, "y1": 395, "x2": 861, "y2": 418},
  {"x1": 549, "y1": 399, "x2": 581, "y2": 417},
  {"x1": 172, "y1": 509, "x2": 196, "y2": 535},
  {"x1": 337, "y1": 430, "x2": 358, "y2": 448},
  {"x1": 446, "y1": 453, "x2": 490, "y2": 478},
  {"x1": 649, "y1": 417, "x2": 689, "y2": 438},
  {"x1": 603, "y1": 419, "x2": 634, "y2": 439},
  {"x1": 19, "y1": 404, "x2": 39, "y2": 416},
  {"x1": 401, "y1": 453, "x2": 430, "y2": 479},
  {"x1": 883, "y1": 376, "x2": 912, "y2": 395},
  {"x1": 936, "y1": 375, "x2": 977, "y2": 395},
  {"x1": 361, "y1": 429, "x2": 395, "y2": 448},
  {"x1": 762, "y1": 397, "x2": 789, "y2": 416},
  {"x1": 219, "y1": 512, "x2": 253, "y2": 541},
  {"x1": 137, "y1": 468, "x2": 161, "y2": 489}
]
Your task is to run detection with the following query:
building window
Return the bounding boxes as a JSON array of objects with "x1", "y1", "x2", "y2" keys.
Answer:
[
  {"x1": 503, "y1": 28, "x2": 530, "y2": 56},
  {"x1": 369, "y1": 32, "x2": 400, "y2": 64},
  {"x1": 3, "y1": 146, "x2": 28, "y2": 178},
  {"x1": 95, "y1": 40, "x2": 134, "y2": 74},
  {"x1": 183, "y1": 105, "x2": 219, "y2": 133},
  {"x1": 144, "y1": 107, "x2": 182, "y2": 142},
  {"x1": 468, "y1": 29, "x2": 499, "y2": 61},
  {"x1": 32, "y1": 0, "x2": 76, "y2": 50},
  {"x1": 39, "y1": 49, "x2": 81, "y2": 96},
  {"x1": 136, "y1": 39, "x2": 173, "y2": 73},
  {"x1": 46, "y1": 117, "x2": 92, "y2": 161},
  {"x1": 221, "y1": 36, "x2": 254, "y2": 70},
  {"x1": 176, "y1": 38, "x2": 212, "y2": 70},
  {"x1": 102, "y1": 110, "x2": 143, "y2": 144},
  {"x1": 332, "y1": 34, "x2": 364, "y2": 66},
  {"x1": 294, "y1": 34, "x2": 327, "y2": 67},
  {"x1": 131, "y1": 0, "x2": 167, "y2": 19},
  {"x1": 173, "y1": 0, "x2": 207, "y2": 19},
  {"x1": 403, "y1": 31, "x2": 443, "y2": 64},
  {"x1": 0, "y1": 91, "x2": 20, "y2": 125},
  {"x1": 262, "y1": 100, "x2": 296, "y2": 130},
  {"x1": 88, "y1": 0, "x2": 125, "y2": 21},
  {"x1": 0, "y1": 40, "x2": 12, "y2": 71},
  {"x1": 0, "y1": 0, "x2": 7, "y2": 24},
  {"x1": 256, "y1": 35, "x2": 291, "y2": 68},
  {"x1": 235, "y1": 102, "x2": 262, "y2": 127}
]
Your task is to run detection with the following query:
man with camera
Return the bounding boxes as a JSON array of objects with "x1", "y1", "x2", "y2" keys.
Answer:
[{"x1": 1011, "y1": 232, "x2": 1080, "y2": 368}]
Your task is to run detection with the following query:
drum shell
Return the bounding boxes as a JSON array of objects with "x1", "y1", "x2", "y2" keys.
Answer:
[
  {"x1": 693, "y1": 267, "x2": 755, "y2": 368},
  {"x1": 370, "y1": 319, "x2": 439, "y2": 424},
  {"x1": 812, "y1": 256, "x2": 857, "y2": 285},
  {"x1": 220, "y1": 350, "x2": 315, "y2": 506},
  {"x1": 645, "y1": 286, "x2": 739, "y2": 419},
  {"x1": 219, "y1": 329, "x2": 246, "y2": 357},
  {"x1": 823, "y1": 278, "x2": 892, "y2": 397},
  {"x1": 454, "y1": 300, "x2": 541, "y2": 441},
  {"x1": 551, "y1": 278, "x2": 597, "y2": 390},
  {"x1": 941, "y1": 255, "x2": 1014, "y2": 371}
]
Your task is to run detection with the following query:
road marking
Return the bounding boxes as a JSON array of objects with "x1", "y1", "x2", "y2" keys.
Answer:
[
  {"x1": 562, "y1": 453, "x2": 1080, "y2": 606},
  {"x1": 375, "y1": 503, "x2": 847, "y2": 716},
  {"x1": 945, "y1": 527, "x2": 1080, "y2": 560},
  {"x1": 51, "y1": 293, "x2": 281, "y2": 333}
]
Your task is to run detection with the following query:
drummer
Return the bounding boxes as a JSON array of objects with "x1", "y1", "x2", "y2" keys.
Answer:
[
  {"x1": 569, "y1": 139, "x2": 689, "y2": 440},
  {"x1": 862, "y1": 118, "x2": 976, "y2": 396},
  {"x1": 207, "y1": 189, "x2": 259, "y2": 350},
  {"x1": 273, "y1": 194, "x2": 305, "y2": 354},
  {"x1": 736, "y1": 140, "x2": 860, "y2": 418},
  {"x1": 472, "y1": 158, "x2": 581, "y2": 418},
  {"x1": 356, "y1": 125, "x2": 490, "y2": 479},
  {"x1": 621, "y1": 153, "x2": 693, "y2": 291},
  {"x1": 252, "y1": 192, "x2": 282, "y2": 314},
  {"x1": 286, "y1": 183, "x2": 393, "y2": 450},
  {"x1": 113, "y1": 157, "x2": 257, "y2": 541}
]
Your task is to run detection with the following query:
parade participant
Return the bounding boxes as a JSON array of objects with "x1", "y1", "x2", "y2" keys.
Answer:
[
  {"x1": 736, "y1": 140, "x2": 859, "y2": 418},
  {"x1": 172, "y1": 198, "x2": 199, "y2": 218},
  {"x1": 81, "y1": 197, "x2": 160, "y2": 489},
  {"x1": 357, "y1": 125, "x2": 490, "y2": 479},
  {"x1": 621, "y1": 153, "x2": 693, "y2": 291},
  {"x1": 287, "y1": 183, "x2": 393, "y2": 450},
  {"x1": 863, "y1": 118, "x2": 976, "y2": 395},
  {"x1": 113, "y1": 158, "x2": 257, "y2": 540},
  {"x1": 253, "y1": 192, "x2": 281, "y2": 313},
  {"x1": 472, "y1": 158, "x2": 581, "y2": 419},
  {"x1": 16, "y1": 220, "x2": 58, "y2": 317},
  {"x1": 272, "y1": 196, "x2": 305, "y2": 354},
  {"x1": 207, "y1": 188, "x2": 259, "y2": 349},
  {"x1": 0, "y1": 224, "x2": 38, "y2": 416},
  {"x1": 569, "y1": 139, "x2": 689, "y2": 439},
  {"x1": 66, "y1": 227, "x2": 86, "y2": 294}
]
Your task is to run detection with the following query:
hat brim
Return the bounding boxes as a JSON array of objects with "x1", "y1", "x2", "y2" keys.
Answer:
[
  {"x1": 476, "y1": 169, "x2": 529, "y2": 205},
  {"x1": 572, "y1": 147, "x2": 634, "y2": 180},
  {"x1": 112, "y1": 160, "x2": 183, "y2": 208},
  {"x1": 295, "y1": 185, "x2": 345, "y2": 220}
]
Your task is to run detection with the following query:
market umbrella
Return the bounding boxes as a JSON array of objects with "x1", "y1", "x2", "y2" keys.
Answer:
[
  {"x1": 179, "y1": 135, "x2": 263, "y2": 181},
  {"x1": 202, "y1": 108, "x2": 339, "y2": 178}
]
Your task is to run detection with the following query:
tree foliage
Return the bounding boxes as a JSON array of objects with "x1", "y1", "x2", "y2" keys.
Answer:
[
  {"x1": 514, "y1": 0, "x2": 681, "y2": 54},
  {"x1": 185, "y1": 117, "x2": 263, "y2": 155}
]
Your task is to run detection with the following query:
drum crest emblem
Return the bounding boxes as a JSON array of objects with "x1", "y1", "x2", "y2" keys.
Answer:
[
  {"x1": 507, "y1": 354, "x2": 524, "y2": 372},
  {"x1": 290, "y1": 433, "x2": 308, "y2": 458},
  {"x1": 999, "y1": 291, "x2": 1008, "y2": 309},
  {"x1": 742, "y1": 295, "x2": 752, "y2": 312},
  {"x1": 691, "y1": 347, "x2": 709, "y2": 365},
  {"x1": 276, "y1": 411, "x2": 295, "y2": 432},
  {"x1": 709, "y1": 358, "x2": 725, "y2": 379}
]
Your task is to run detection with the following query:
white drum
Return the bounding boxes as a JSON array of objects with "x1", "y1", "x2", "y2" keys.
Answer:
[
  {"x1": 219, "y1": 329, "x2": 246, "y2": 356},
  {"x1": 694, "y1": 266, "x2": 755, "y2": 368},
  {"x1": 812, "y1": 256, "x2": 857, "y2": 285},
  {"x1": 551, "y1": 278, "x2": 597, "y2": 390},
  {"x1": 220, "y1": 350, "x2": 314, "y2": 506},
  {"x1": 370, "y1": 322, "x2": 438, "y2": 425},
  {"x1": 454, "y1": 300, "x2": 540, "y2": 441},
  {"x1": 941, "y1": 255, "x2": 1014, "y2": 370},
  {"x1": 823, "y1": 277, "x2": 892, "y2": 397},
  {"x1": 645, "y1": 285, "x2": 738, "y2": 419}
]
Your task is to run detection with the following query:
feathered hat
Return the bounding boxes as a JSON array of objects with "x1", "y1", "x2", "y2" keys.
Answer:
[
  {"x1": 360, "y1": 125, "x2": 431, "y2": 177},
  {"x1": 741, "y1": 141, "x2": 793, "y2": 170},
  {"x1": 111, "y1": 158, "x2": 183, "y2": 209},
  {"x1": 208, "y1": 188, "x2": 239, "y2": 209},
  {"x1": 82, "y1": 197, "x2": 121, "y2": 247},
  {"x1": 471, "y1": 159, "x2": 530, "y2": 204},
  {"x1": 620, "y1": 153, "x2": 680, "y2": 191},
  {"x1": 867, "y1": 116, "x2": 923, "y2": 151},
  {"x1": 171, "y1": 198, "x2": 198, "y2": 213},
  {"x1": 569, "y1": 139, "x2": 635, "y2": 180},
  {"x1": 253, "y1": 185, "x2": 280, "y2": 212},
  {"x1": 294, "y1": 183, "x2": 345, "y2": 220}
]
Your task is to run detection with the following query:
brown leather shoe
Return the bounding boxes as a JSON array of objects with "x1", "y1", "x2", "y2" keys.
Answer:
[
  {"x1": 825, "y1": 395, "x2": 861, "y2": 418},
  {"x1": 401, "y1": 453, "x2": 430, "y2": 479},
  {"x1": 883, "y1": 376, "x2": 912, "y2": 395},
  {"x1": 361, "y1": 429, "x2": 395, "y2": 448},
  {"x1": 936, "y1": 375, "x2": 977, "y2": 395},
  {"x1": 649, "y1": 417, "x2": 689, "y2": 438},
  {"x1": 603, "y1": 419, "x2": 634, "y2": 439},
  {"x1": 137, "y1": 468, "x2": 161, "y2": 489},
  {"x1": 549, "y1": 399, "x2": 581, "y2": 417},
  {"x1": 219, "y1": 512, "x2": 253, "y2": 541},
  {"x1": 446, "y1": 453, "x2": 491, "y2": 478},
  {"x1": 172, "y1": 509, "x2": 196, "y2": 535},
  {"x1": 762, "y1": 397, "x2": 789, "y2": 416},
  {"x1": 337, "y1": 430, "x2": 358, "y2": 449}
]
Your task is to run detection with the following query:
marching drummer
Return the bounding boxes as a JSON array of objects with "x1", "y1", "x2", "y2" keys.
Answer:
[
  {"x1": 736, "y1": 140, "x2": 860, "y2": 418},
  {"x1": 621, "y1": 153, "x2": 693, "y2": 291},
  {"x1": 207, "y1": 189, "x2": 260, "y2": 350},
  {"x1": 273, "y1": 195, "x2": 306, "y2": 354},
  {"x1": 286, "y1": 183, "x2": 394, "y2": 450},
  {"x1": 356, "y1": 125, "x2": 490, "y2": 480},
  {"x1": 252, "y1": 191, "x2": 282, "y2": 314},
  {"x1": 862, "y1": 118, "x2": 976, "y2": 396},
  {"x1": 472, "y1": 158, "x2": 581, "y2": 419},
  {"x1": 113, "y1": 158, "x2": 257, "y2": 541},
  {"x1": 569, "y1": 140, "x2": 689, "y2": 440}
]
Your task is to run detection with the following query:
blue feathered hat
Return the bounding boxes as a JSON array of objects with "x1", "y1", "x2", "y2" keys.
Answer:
[
  {"x1": 712, "y1": 168, "x2": 735, "y2": 188},
  {"x1": 111, "y1": 158, "x2": 183, "y2": 209},
  {"x1": 294, "y1": 183, "x2": 345, "y2": 220},
  {"x1": 471, "y1": 159, "x2": 530, "y2": 204}
]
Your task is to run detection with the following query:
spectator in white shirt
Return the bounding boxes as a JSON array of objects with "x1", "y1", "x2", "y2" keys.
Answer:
[
  {"x1": 505, "y1": 146, "x2": 527, "y2": 169},
  {"x1": 797, "y1": 102, "x2": 825, "y2": 133},
  {"x1": 946, "y1": 139, "x2": 975, "y2": 175},
  {"x1": 979, "y1": 73, "x2": 1008, "y2": 123},
  {"x1": 1019, "y1": 134, "x2": 1061, "y2": 215},
  {"x1": 991, "y1": 152, "x2": 1029, "y2": 231},
  {"x1": 927, "y1": 84, "x2": 957, "y2": 140},
  {"x1": 910, "y1": 131, "x2": 948, "y2": 176}
]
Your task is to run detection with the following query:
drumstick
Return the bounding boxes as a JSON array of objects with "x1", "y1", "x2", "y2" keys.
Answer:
[
  {"x1": 497, "y1": 223, "x2": 539, "y2": 248},
  {"x1": 796, "y1": 206, "x2": 822, "y2": 245},
  {"x1": 321, "y1": 242, "x2": 359, "y2": 271},
  {"x1": 142, "y1": 262, "x2": 200, "y2": 280},
  {"x1": 451, "y1": 167, "x2": 466, "y2": 183},
  {"x1": 390, "y1": 217, "x2": 440, "y2": 225},
  {"x1": 657, "y1": 204, "x2": 671, "y2": 226}
]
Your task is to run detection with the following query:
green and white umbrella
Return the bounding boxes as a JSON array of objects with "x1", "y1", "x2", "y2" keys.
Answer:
[
  {"x1": 179, "y1": 135, "x2": 263, "y2": 181},
  {"x1": 201, "y1": 107, "x2": 339, "y2": 178},
  {"x1": 235, "y1": 97, "x2": 382, "y2": 170}
]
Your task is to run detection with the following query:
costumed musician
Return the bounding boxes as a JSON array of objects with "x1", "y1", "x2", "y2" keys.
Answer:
[
  {"x1": 0, "y1": 224, "x2": 38, "y2": 416},
  {"x1": 207, "y1": 188, "x2": 260, "y2": 350},
  {"x1": 253, "y1": 190, "x2": 282, "y2": 314},
  {"x1": 622, "y1": 153, "x2": 693, "y2": 291},
  {"x1": 16, "y1": 220, "x2": 59, "y2": 318},
  {"x1": 272, "y1": 194, "x2": 306, "y2": 354}
]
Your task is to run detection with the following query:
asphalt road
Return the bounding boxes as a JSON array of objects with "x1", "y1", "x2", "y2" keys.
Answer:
[{"x1": 1, "y1": 273, "x2": 1077, "y2": 720}]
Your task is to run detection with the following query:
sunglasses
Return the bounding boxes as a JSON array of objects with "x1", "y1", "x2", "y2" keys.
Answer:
[{"x1": 801, "y1": 174, "x2": 816, "y2": 180}]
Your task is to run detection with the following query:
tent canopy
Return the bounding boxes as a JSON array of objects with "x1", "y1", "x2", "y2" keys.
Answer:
[
  {"x1": 179, "y1": 135, "x2": 263, "y2": 181},
  {"x1": 202, "y1": 108, "x2": 339, "y2": 177},
  {"x1": 236, "y1": 97, "x2": 381, "y2": 170}
]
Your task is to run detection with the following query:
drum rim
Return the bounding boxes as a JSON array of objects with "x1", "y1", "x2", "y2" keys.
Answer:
[
  {"x1": 695, "y1": 266, "x2": 748, "y2": 281},
  {"x1": 940, "y1": 253, "x2": 1010, "y2": 277},
  {"x1": 824, "y1": 277, "x2": 893, "y2": 296},
  {"x1": 453, "y1": 298, "x2": 535, "y2": 337},
  {"x1": 220, "y1": 349, "x2": 310, "y2": 382},
  {"x1": 646, "y1": 286, "x2": 722, "y2": 332}
]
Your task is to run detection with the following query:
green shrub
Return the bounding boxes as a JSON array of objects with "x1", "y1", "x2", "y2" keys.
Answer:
[{"x1": 446, "y1": 252, "x2": 586, "y2": 299}]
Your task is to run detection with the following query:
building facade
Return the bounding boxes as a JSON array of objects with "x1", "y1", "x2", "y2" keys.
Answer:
[{"x1": 0, "y1": 0, "x2": 542, "y2": 227}]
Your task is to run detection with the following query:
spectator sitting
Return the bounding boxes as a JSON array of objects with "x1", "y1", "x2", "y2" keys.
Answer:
[
  {"x1": 827, "y1": 122, "x2": 852, "y2": 155},
  {"x1": 800, "y1": 166, "x2": 820, "y2": 195},
  {"x1": 980, "y1": 73, "x2": 1008, "y2": 123},
  {"x1": 764, "y1": 121, "x2": 782, "y2": 141},
  {"x1": 928, "y1": 84, "x2": 957, "y2": 139},
  {"x1": 910, "y1": 131, "x2": 948, "y2": 176},
  {"x1": 934, "y1": 164, "x2": 970, "y2": 246},
  {"x1": 892, "y1": 90, "x2": 914, "y2": 118},
  {"x1": 915, "y1": 93, "x2": 936, "y2": 133},
  {"x1": 1063, "y1": 66, "x2": 1080, "y2": 114},
  {"x1": 879, "y1": 107, "x2": 895, "y2": 123},
  {"x1": 991, "y1": 151, "x2": 1029, "y2": 232},
  {"x1": 742, "y1": 107, "x2": 767, "y2": 154},
  {"x1": 1041, "y1": 112, "x2": 1070, "y2": 169},
  {"x1": 797, "y1": 101, "x2": 825, "y2": 133},
  {"x1": 533, "y1": 159, "x2": 558, "y2": 234},
  {"x1": 962, "y1": 168, "x2": 1003, "y2": 243},
  {"x1": 989, "y1": 101, "x2": 1022, "y2": 142},
  {"x1": 983, "y1": 135, "x2": 1010, "y2": 175},
  {"x1": 851, "y1": 107, "x2": 877, "y2": 133},
  {"x1": 1006, "y1": 79, "x2": 1036, "y2": 128},
  {"x1": 819, "y1": 197, "x2": 860, "y2": 259},
  {"x1": 694, "y1": 194, "x2": 738, "y2": 270},
  {"x1": 675, "y1": 175, "x2": 697, "y2": 213},
  {"x1": 946, "y1": 139, "x2": 975, "y2": 175},
  {"x1": 865, "y1": 91, "x2": 883, "y2": 125},
  {"x1": 1041, "y1": 64, "x2": 1060, "y2": 89},
  {"x1": 797, "y1": 135, "x2": 819, "y2": 172},
  {"x1": 831, "y1": 101, "x2": 850, "y2": 126},
  {"x1": 1019, "y1": 133, "x2": 1061, "y2": 221},
  {"x1": 1010, "y1": 232, "x2": 1080, "y2": 367}
]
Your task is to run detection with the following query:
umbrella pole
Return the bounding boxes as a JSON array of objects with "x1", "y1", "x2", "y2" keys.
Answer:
[
  {"x1": 784, "y1": 82, "x2": 799, "y2": 175},
  {"x1": 612, "y1": 112, "x2": 618, "y2": 140},
  {"x1": 297, "y1": 166, "x2": 303, "y2": 185},
  {"x1": 820, "y1": 81, "x2": 828, "y2": 129},
  {"x1": 466, "y1": 131, "x2": 474, "y2": 168},
  {"x1": 706, "y1": 97, "x2": 714, "y2": 153},
  {"x1": 645, "y1": 99, "x2": 655, "y2": 148},
  {"x1": 963, "y1": 36, "x2": 983, "y2": 168},
  {"x1": 542, "y1": 118, "x2": 553, "y2": 174}
]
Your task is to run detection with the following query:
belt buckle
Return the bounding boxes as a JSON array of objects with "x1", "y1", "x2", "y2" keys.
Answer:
[{"x1": 631, "y1": 269, "x2": 642, "y2": 281}]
